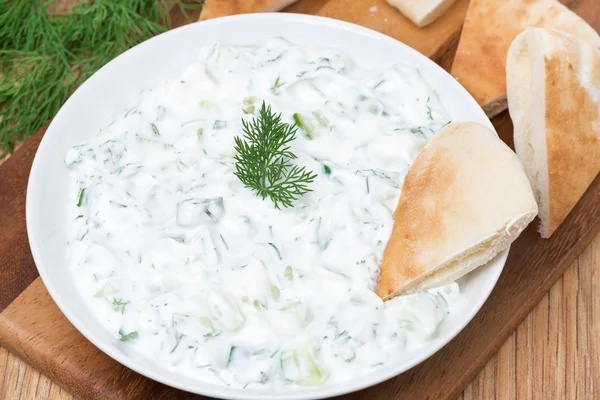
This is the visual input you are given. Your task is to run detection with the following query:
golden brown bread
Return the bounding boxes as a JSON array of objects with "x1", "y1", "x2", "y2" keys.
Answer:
[
  {"x1": 507, "y1": 28, "x2": 600, "y2": 237},
  {"x1": 377, "y1": 122, "x2": 537, "y2": 300},
  {"x1": 451, "y1": 0, "x2": 600, "y2": 118}
]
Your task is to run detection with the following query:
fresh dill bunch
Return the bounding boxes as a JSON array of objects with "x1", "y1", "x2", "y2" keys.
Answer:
[
  {"x1": 234, "y1": 102, "x2": 318, "y2": 209},
  {"x1": 0, "y1": 0, "x2": 203, "y2": 158}
]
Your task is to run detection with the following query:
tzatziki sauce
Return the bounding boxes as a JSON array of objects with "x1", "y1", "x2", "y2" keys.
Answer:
[{"x1": 65, "y1": 38, "x2": 462, "y2": 389}]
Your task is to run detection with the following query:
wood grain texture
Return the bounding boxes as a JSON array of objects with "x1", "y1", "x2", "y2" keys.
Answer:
[
  {"x1": 2, "y1": 0, "x2": 600, "y2": 399},
  {"x1": 0, "y1": 132, "x2": 45, "y2": 311},
  {"x1": 199, "y1": 0, "x2": 301, "y2": 20},
  {"x1": 315, "y1": 0, "x2": 469, "y2": 60},
  {"x1": 458, "y1": 233, "x2": 600, "y2": 400},
  {"x1": 3, "y1": 233, "x2": 600, "y2": 400},
  {"x1": 206, "y1": 0, "x2": 467, "y2": 61},
  {"x1": 283, "y1": 0, "x2": 327, "y2": 14}
]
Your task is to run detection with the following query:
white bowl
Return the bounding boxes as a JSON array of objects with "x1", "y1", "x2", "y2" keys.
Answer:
[{"x1": 26, "y1": 13, "x2": 505, "y2": 400}]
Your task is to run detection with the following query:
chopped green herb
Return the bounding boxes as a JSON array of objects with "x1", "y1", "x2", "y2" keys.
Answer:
[
  {"x1": 226, "y1": 346, "x2": 236, "y2": 367},
  {"x1": 171, "y1": 235, "x2": 185, "y2": 243},
  {"x1": 118, "y1": 329, "x2": 138, "y2": 342},
  {"x1": 220, "y1": 234, "x2": 229, "y2": 250},
  {"x1": 323, "y1": 164, "x2": 331, "y2": 175},
  {"x1": 0, "y1": 0, "x2": 203, "y2": 157},
  {"x1": 426, "y1": 106, "x2": 433, "y2": 120},
  {"x1": 151, "y1": 123, "x2": 160, "y2": 136},
  {"x1": 268, "y1": 242, "x2": 282, "y2": 260},
  {"x1": 76, "y1": 188, "x2": 86, "y2": 207},
  {"x1": 171, "y1": 336, "x2": 183, "y2": 353},
  {"x1": 112, "y1": 298, "x2": 129, "y2": 314},
  {"x1": 293, "y1": 113, "x2": 313, "y2": 139},
  {"x1": 271, "y1": 77, "x2": 284, "y2": 94}
]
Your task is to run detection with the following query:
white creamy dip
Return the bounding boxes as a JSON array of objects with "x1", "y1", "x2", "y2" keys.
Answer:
[{"x1": 65, "y1": 38, "x2": 462, "y2": 389}]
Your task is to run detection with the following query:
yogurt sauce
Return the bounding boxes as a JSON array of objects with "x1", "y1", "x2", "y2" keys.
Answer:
[{"x1": 65, "y1": 38, "x2": 462, "y2": 389}]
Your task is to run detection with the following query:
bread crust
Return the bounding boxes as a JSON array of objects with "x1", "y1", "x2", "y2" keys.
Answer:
[
  {"x1": 451, "y1": 0, "x2": 600, "y2": 118},
  {"x1": 377, "y1": 122, "x2": 537, "y2": 300},
  {"x1": 507, "y1": 28, "x2": 600, "y2": 237}
]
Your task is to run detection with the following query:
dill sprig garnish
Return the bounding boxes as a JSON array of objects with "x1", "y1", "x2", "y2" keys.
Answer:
[
  {"x1": 0, "y1": 0, "x2": 203, "y2": 158},
  {"x1": 233, "y1": 102, "x2": 317, "y2": 209}
]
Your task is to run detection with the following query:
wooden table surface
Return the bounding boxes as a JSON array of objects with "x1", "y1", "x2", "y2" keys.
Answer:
[
  {"x1": 1, "y1": 231, "x2": 598, "y2": 399},
  {"x1": 1, "y1": 1, "x2": 599, "y2": 399}
]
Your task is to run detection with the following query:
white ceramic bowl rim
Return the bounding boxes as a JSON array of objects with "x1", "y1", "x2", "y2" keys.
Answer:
[{"x1": 26, "y1": 13, "x2": 505, "y2": 400}]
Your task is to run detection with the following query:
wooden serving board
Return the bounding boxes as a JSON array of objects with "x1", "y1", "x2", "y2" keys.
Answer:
[
  {"x1": 199, "y1": 0, "x2": 301, "y2": 20},
  {"x1": 1, "y1": 1, "x2": 599, "y2": 400}
]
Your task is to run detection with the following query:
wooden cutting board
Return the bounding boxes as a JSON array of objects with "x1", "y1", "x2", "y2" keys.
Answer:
[
  {"x1": 1, "y1": 1, "x2": 599, "y2": 400},
  {"x1": 199, "y1": 0, "x2": 301, "y2": 20}
]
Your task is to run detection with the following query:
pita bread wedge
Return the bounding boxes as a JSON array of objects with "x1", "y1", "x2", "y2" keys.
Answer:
[
  {"x1": 386, "y1": 0, "x2": 458, "y2": 27},
  {"x1": 451, "y1": 0, "x2": 600, "y2": 118},
  {"x1": 377, "y1": 122, "x2": 537, "y2": 300},
  {"x1": 507, "y1": 28, "x2": 600, "y2": 238},
  {"x1": 199, "y1": 0, "x2": 300, "y2": 21}
]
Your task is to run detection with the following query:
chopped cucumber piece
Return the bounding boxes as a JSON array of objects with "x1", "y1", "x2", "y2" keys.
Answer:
[
  {"x1": 280, "y1": 345, "x2": 327, "y2": 386},
  {"x1": 200, "y1": 100, "x2": 216, "y2": 109},
  {"x1": 208, "y1": 290, "x2": 245, "y2": 331},
  {"x1": 176, "y1": 197, "x2": 224, "y2": 227},
  {"x1": 293, "y1": 113, "x2": 314, "y2": 140},
  {"x1": 293, "y1": 111, "x2": 329, "y2": 139},
  {"x1": 270, "y1": 284, "x2": 281, "y2": 300},
  {"x1": 213, "y1": 120, "x2": 227, "y2": 129},
  {"x1": 284, "y1": 265, "x2": 293, "y2": 280}
]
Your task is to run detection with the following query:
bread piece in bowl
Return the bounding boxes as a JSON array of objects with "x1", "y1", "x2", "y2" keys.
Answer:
[{"x1": 377, "y1": 122, "x2": 537, "y2": 300}]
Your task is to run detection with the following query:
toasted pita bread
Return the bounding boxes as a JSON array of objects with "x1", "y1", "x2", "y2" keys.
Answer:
[
  {"x1": 507, "y1": 28, "x2": 600, "y2": 238},
  {"x1": 451, "y1": 0, "x2": 600, "y2": 118},
  {"x1": 199, "y1": 0, "x2": 300, "y2": 21},
  {"x1": 376, "y1": 122, "x2": 537, "y2": 300},
  {"x1": 386, "y1": 0, "x2": 458, "y2": 27}
]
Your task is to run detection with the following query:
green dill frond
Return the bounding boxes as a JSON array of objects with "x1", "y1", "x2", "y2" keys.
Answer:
[
  {"x1": 0, "y1": 0, "x2": 203, "y2": 157},
  {"x1": 233, "y1": 102, "x2": 317, "y2": 209}
]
